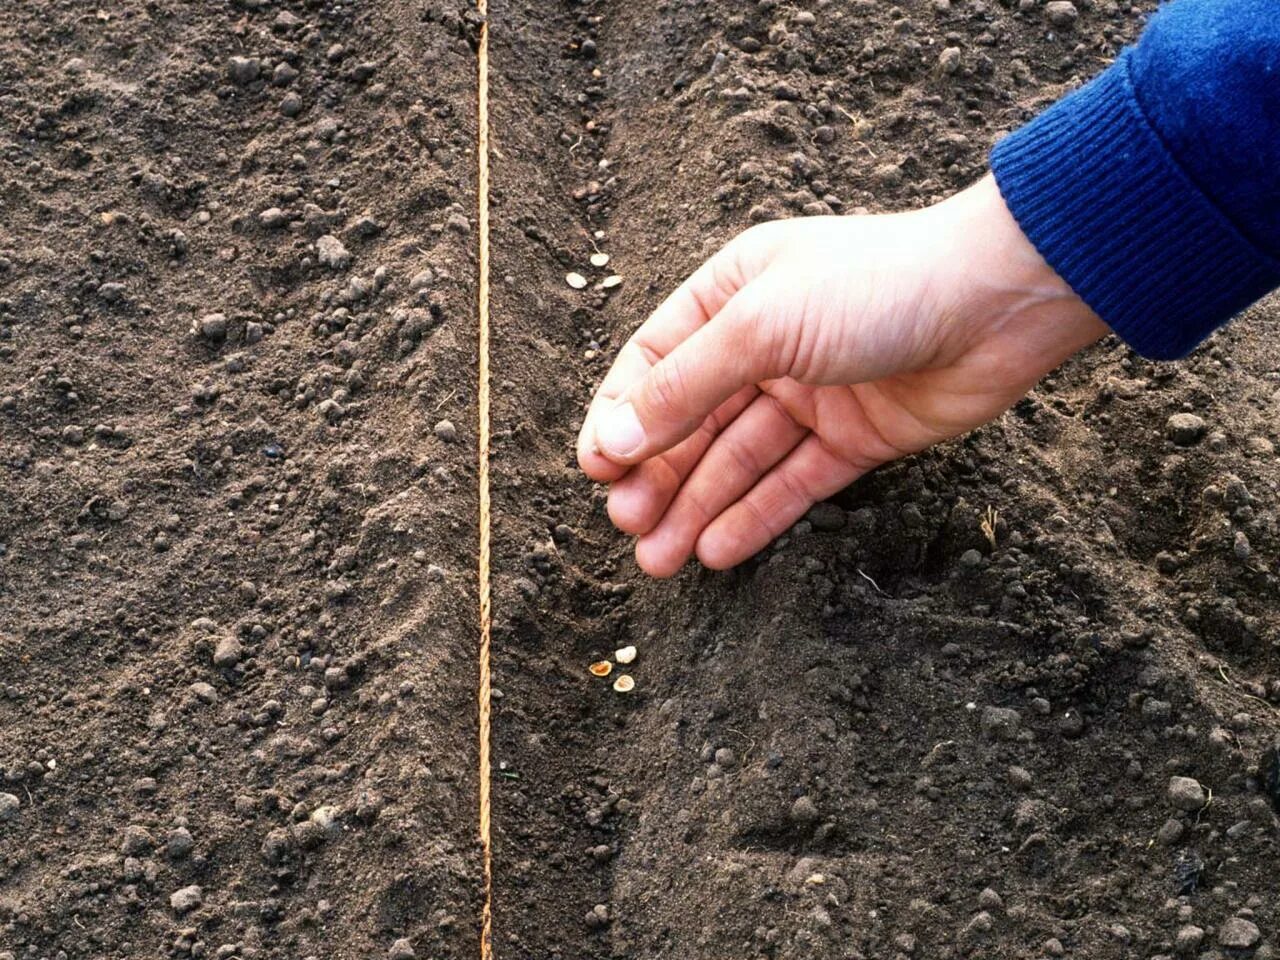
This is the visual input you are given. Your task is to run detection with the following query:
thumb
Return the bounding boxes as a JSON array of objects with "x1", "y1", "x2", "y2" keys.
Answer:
[{"x1": 594, "y1": 276, "x2": 783, "y2": 464}]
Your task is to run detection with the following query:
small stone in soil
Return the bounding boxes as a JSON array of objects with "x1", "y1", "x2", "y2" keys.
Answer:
[
  {"x1": 1165, "y1": 413, "x2": 1206, "y2": 446},
  {"x1": 213, "y1": 634, "x2": 243, "y2": 668},
  {"x1": 790, "y1": 795, "x2": 820, "y2": 824},
  {"x1": 194, "y1": 313, "x2": 228, "y2": 341},
  {"x1": 0, "y1": 793, "x2": 19, "y2": 822},
  {"x1": 1167, "y1": 775, "x2": 1207, "y2": 810},
  {"x1": 388, "y1": 937, "x2": 416, "y2": 960},
  {"x1": 259, "y1": 207, "x2": 288, "y2": 229},
  {"x1": 169, "y1": 885, "x2": 203, "y2": 914},
  {"x1": 1218, "y1": 917, "x2": 1261, "y2": 950},
  {"x1": 434, "y1": 419, "x2": 457, "y2": 442},
  {"x1": 1044, "y1": 1, "x2": 1078, "y2": 27},
  {"x1": 227, "y1": 56, "x2": 261, "y2": 85},
  {"x1": 806, "y1": 502, "x2": 845, "y2": 532},
  {"x1": 317, "y1": 235, "x2": 351, "y2": 270}
]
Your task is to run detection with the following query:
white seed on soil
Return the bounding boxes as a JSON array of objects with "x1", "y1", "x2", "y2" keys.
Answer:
[
  {"x1": 590, "y1": 252, "x2": 610, "y2": 267},
  {"x1": 612, "y1": 674, "x2": 635, "y2": 693},
  {"x1": 600, "y1": 275, "x2": 623, "y2": 289},
  {"x1": 615, "y1": 645, "x2": 637, "y2": 665},
  {"x1": 566, "y1": 272, "x2": 588, "y2": 289}
]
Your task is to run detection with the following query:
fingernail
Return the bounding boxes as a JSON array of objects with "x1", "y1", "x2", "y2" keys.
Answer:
[{"x1": 597, "y1": 402, "x2": 645, "y2": 457}]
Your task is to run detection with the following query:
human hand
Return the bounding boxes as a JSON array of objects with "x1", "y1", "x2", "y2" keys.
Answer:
[{"x1": 577, "y1": 174, "x2": 1107, "y2": 577}]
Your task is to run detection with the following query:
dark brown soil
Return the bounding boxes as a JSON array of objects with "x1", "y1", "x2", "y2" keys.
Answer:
[
  {"x1": 1, "y1": 2, "x2": 483, "y2": 957},
  {"x1": 4, "y1": 1, "x2": 1280, "y2": 959}
]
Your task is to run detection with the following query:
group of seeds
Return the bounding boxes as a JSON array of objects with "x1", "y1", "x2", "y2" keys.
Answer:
[
  {"x1": 565, "y1": 248, "x2": 622, "y2": 292},
  {"x1": 588, "y1": 644, "x2": 638, "y2": 693}
]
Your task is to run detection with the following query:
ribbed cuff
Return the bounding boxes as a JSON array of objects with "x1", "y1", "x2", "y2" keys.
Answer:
[{"x1": 991, "y1": 54, "x2": 1280, "y2": 360}]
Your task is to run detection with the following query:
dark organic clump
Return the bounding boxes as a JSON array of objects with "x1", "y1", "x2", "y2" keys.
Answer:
[
  {"x1": 1261, "y1": 743, "x2": 1280, "y2": 811},
  {"x1": 1173, "y1": 850, "x2": 1205, "y2": 896}
]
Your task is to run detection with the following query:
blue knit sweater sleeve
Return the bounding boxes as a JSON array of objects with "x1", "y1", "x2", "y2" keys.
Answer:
[{"x1": 990, "y1": 0, "x2": 1280, "y2": 360}]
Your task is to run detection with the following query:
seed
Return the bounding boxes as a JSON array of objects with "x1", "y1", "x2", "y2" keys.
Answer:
[
  {"x1": 615, "y1": 645, "x2": 637, "y2": 665},
  {"x1": 589, "y1": 661, "x2": 613, "y2": 677},
  {"x1": 612, "y1": 674, "x2": 635, "y2": 693},
  {"x1": 600, "y1": 275, "x2": 623, "y2": 289},
  {"x1": 590, "y1": 252, "x2": 610, "y2": 267},
  {"x1": 566, "y1": 272, "x2": 588, "y2": 289}
]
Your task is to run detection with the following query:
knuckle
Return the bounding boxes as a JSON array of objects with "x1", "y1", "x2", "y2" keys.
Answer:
[
  {"x1": 722, "y1": 436, "x2": 762, "y2": 482},
  {"x1": 645, "y1": 357, "x2": 690, "y2": 419}
]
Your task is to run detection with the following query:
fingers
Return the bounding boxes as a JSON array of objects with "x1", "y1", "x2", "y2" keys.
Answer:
[
  {"x1": 633, "y1": 394, "x2": 807, "y2": 577},
  {"x1": 606, "y1": 386, "x2": 758, "y2": 535},
  {"x1": 592, "y1": 276, "x2": 781, "y2": 468},
  {"x1": 694, "y1": 434, "x2": 868, "y2": 571},
  {"x1": 578, "y1": 228, "x2": 780, "y2": 482}
]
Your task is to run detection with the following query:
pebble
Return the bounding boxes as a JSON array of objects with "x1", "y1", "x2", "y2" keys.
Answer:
[
  {"x1": 261, "y1": 827, "x2": 293, "y2": 864},
  {"x1": 170, "y1": 885, "x2": 203, "y2": 914},
  {"x1": 166, "y1": 827, "x2": 195, "y2": 860},
  {"x1": 1167, "y1": 775, "x2": 1207, "y2": 811},
  {"x1": 227, "y1": 56, "x2": 261, "y2": 85},
  {"x1": 280, "y1": 93, "x2": 304, "y2": 117},
  {"x1": 806, "y1": 502, "x2": 845, "y2": 532},
  {"x1": 1044, "y1": 0, "x2": 1079, "y2": 27},
  {"x1": 790, "y1": 795, "x2": 820, "y2": 824},
  {"x1": 213, "y1": 634, "x2": 243, "y2": 668},
  {"x1": 388, "y1": 939, "x2": 416, "y2": 960},
  {"x1": 1165, "y1": 413, "x2": 1206, "y2": 446},
  {"x1": 1175, "y1": 925, "x2": 1205, "y2": 953},
  {"x1": 98, "y1": 281, "x2": 127, "y2": 303},
  {"x1": 434, "y1": 419, "x2": 458, "y2": 442},
  {"x1": 1157, "y1": 818, "x2": 1184, "y2": 845},
  {"x1": 938, "y1": 47, "x2": 962, "y2": 74},
  {"x1": 317, "y1": 235, "x2": 351, "y2": 270},
  {"x1": 121, "y1": 825, "x2": 155, "y2": 855},
  {"x1": 1218, "y1": 917, "x2": 1262, "y2": 950},
  {"x1": 195, "y1": 313, "x2": 228, "y2": 341},
  {"x1": 1058, "y1": 709, "x2": 1086, "y2": 739},
  {"x1": 0, "y1": 793, "x2": 19, "y2": 822},
  {"x1": 980, "y1": 705, "x2": 1021, "y2": 740},
  {"x1": 259, "y1": 207, "x2": 288, "y2": 229}
]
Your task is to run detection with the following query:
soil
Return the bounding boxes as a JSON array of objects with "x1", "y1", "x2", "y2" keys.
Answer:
[{"x1": 3, "y1": 1, "x2": 1279, "y2": 960}]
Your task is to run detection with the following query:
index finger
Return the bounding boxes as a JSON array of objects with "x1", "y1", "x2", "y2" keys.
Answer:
[{"x1": 576, "y1": 228, "x2": 776, "y2": 482}]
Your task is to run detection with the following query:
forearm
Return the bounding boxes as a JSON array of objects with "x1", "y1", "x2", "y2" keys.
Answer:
[{"x1": 990, "y1": 0, "x2": 1280, "y2": 360}]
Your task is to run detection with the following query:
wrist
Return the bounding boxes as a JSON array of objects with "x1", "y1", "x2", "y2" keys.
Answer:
[{"x1": 934, "y1": 174, "x2": 1109, "y2": 378}]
